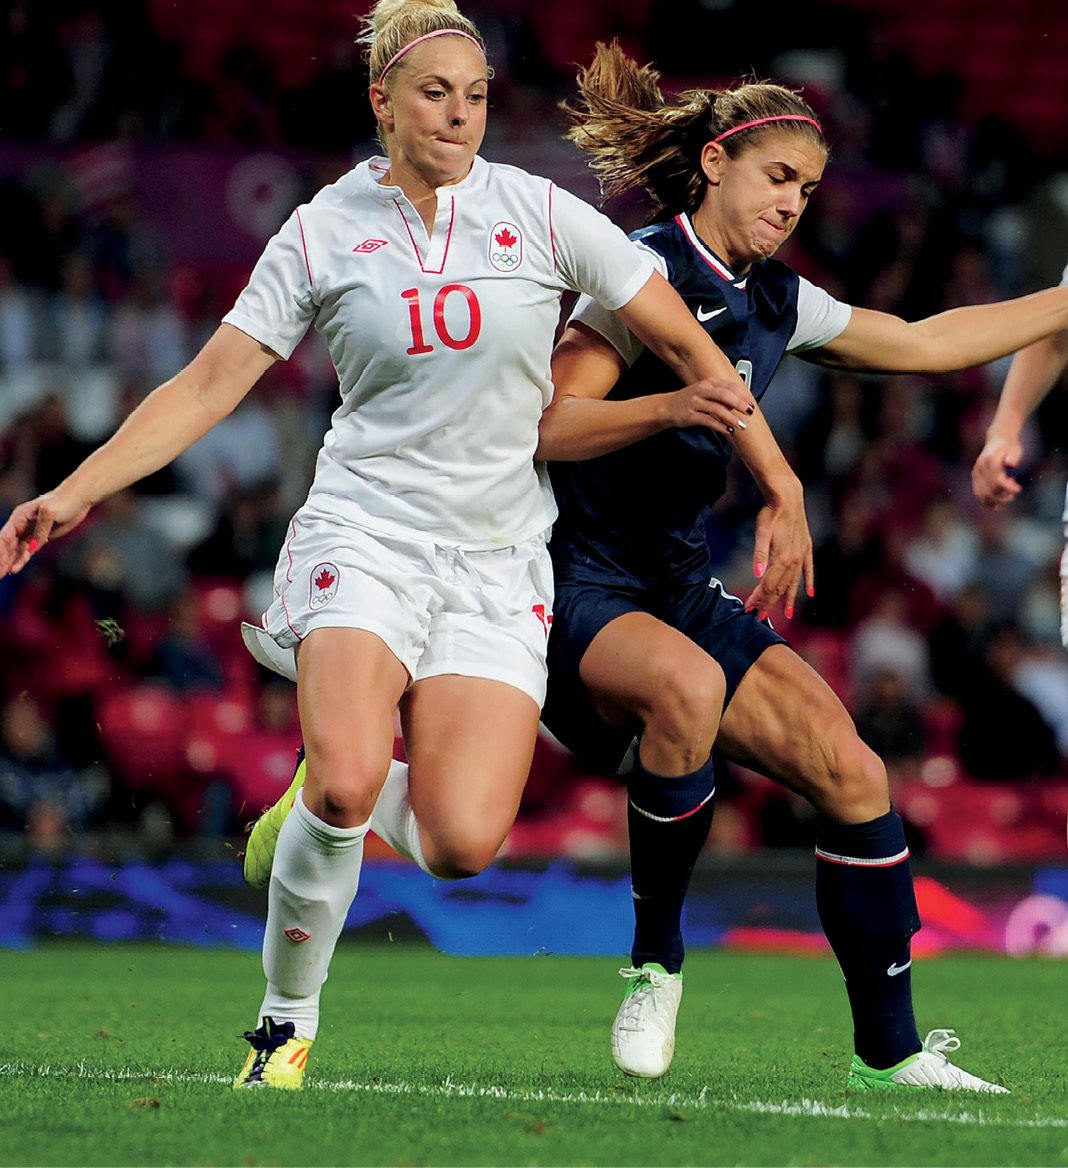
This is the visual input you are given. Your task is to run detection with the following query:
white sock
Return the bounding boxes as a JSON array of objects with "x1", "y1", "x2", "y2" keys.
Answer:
[
  {"x1": 259, "y1": 789, "x2": 369, "y2": 1041},
  {"x1": 257, "y1": 982, "x2": 321, "y2": 1043},
  {"x1": 370, "y1": 759, "x2": 439, "y2": 877}
]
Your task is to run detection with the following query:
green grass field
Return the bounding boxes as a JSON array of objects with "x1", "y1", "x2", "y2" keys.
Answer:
[{"x1": 0, "y1": 943, "x2": 1065, "y2": 1167}]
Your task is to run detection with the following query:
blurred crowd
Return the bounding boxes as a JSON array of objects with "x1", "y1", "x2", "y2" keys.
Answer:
[{"x1": 1, "y1": 0, "x2": 1068, "y2": 862}]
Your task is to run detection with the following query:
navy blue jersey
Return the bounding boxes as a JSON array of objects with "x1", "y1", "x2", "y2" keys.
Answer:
[{"x1": 549, "y1": 214, "x2": 803, "y2": 588}]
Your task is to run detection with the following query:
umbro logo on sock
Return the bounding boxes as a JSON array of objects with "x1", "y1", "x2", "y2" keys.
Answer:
[
  {"x1": 886, "y1": 959, "x2": 912, "y2": 977},
  {"x1": 284, "y1": 927, "x2": 311, "y2": 943}
]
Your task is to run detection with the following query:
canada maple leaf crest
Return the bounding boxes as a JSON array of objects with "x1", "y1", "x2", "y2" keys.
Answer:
[
  {"x1": 309, "y1": 562, "x2": 340, "y2": 608},
  {"x1": 489, "y1": 222, "x2": 522, "y2": 271}
]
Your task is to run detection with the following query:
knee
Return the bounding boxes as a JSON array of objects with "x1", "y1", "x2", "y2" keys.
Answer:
[
  {"x1": 421, "y1": 830, "x2": 500, "y2": 881},
  {"x1": 814, "y1": 724, "x2": 890, "y2": 822},
  {"x1": 642, "y1": 659, "x2": 724, "y2": 766},
  {"x1": 306, "y1": 759, "x2": 380, "y2": 827},
  {"x1": 318, "y1": 789, "x2": 376, "y2": 826}
]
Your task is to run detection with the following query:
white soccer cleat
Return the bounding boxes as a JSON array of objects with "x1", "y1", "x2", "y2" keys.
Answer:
[
  {"x1": 610, "y1": 963, "x2": 683, "y2": 1079},
  {"x1": 848, "y1": 1028, "x2": 1009, "y2": 1093}
]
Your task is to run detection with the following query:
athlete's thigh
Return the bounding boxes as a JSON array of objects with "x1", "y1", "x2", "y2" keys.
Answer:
[
  {"x1": 580, "y1": 610, "x2": 720, "y2": 724},
  {"x1": 674, "y1": 578, "x2": 786, "y2": 708},
  {"x1": 296, "y1": 627, "x2": 410, "y2": 803},
  {"x1": 401, "y1": 674, "x2": 541, "y2": 847},
  {"x1": 716, "y1": 642, "x2": 857, "y2": 790}
]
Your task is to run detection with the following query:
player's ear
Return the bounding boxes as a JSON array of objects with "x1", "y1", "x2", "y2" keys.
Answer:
[
  {"x1": 700, "y1": 141, "x2": 727, "y2": 186},
  {"x1": 369, "y1": 83, "x2": 393, "y2": 129}
]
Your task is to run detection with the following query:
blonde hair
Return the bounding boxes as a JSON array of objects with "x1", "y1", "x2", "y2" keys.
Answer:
[
  {"x1": 359, "y1": 0, "x2": 488, "y2": 88},
  {"x1": 564, "y1": 40, "x2": 825, "y2": 223}
]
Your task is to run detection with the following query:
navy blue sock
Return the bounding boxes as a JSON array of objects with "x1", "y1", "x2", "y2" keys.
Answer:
[
  {"x1": 815, "y1": 809, "x2": 922, "y2": 1069},
  {"x1": 627, "y1": 754, "x2": 716, "y2": 974}
]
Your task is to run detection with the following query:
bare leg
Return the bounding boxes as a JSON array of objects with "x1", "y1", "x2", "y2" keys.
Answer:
[
  {"x1": 400, "y1": 674, "x2": 542, "y2": 878},
  {"x1": 581, "y1": 612, "x2": 723, "y2": 971},
  {"x1": 258, "y1": 628, "x2": 408, "y2": 1039},
  {"x1": 718, "y1": 644, "x2": 921, "y2": 1069}
]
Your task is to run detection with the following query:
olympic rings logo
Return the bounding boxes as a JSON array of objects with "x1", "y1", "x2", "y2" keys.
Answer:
[{"x1": 492, "y1": 252, "x2": 519, "y2": 267}]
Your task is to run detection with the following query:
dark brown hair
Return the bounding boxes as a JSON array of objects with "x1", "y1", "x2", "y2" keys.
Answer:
[{"x1": 563, "y1": 40, "x2": 825, "y2": 222}]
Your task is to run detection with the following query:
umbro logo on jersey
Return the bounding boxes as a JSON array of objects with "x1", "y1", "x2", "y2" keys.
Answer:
[
  {"x1": 489, "y1": 220, "x2": 523, "y2": 272},
  {"x1": 696, "y1": 305, "x2": 728, "y2": 322},
  {"x1": 352, "y1": 238, "x2": 388, "y2": 253}
]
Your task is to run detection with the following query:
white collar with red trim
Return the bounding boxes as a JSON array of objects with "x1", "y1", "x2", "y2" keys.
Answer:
[{"x1": 675, "y1": 212, "x2": 748, "y2": 289}]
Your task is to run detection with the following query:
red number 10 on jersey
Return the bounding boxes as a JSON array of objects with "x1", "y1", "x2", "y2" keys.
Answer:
[{"x1": 402, "y1": 285, "x2": 482, "y2": 354}]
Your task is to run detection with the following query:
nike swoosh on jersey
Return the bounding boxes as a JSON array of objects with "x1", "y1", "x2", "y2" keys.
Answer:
[
  {"x1": 886, "y1": 959, "x2": 912, "y2": 977},
  {"x1": 696, "y1": 305, "x2": 728, "y2": 322}
]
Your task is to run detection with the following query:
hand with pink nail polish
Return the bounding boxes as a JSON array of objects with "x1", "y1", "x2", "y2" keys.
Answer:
[
  {"x1": 743, "y1": 487, "x2": 814, "y2": 622},
  {"x1": 0, "y1": 489, "x2": 92, "y2": 577}
]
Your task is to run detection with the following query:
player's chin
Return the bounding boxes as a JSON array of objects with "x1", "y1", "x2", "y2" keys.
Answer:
[
  {"x1": 752, "y1": 236, "x2": 784, "y2": 260},
  {"x1": 424, "y1": 144, "x2": 476, "y2": 182},
  {"x1": 754, "y1": 225, "x2": 790, "y2": 258}
]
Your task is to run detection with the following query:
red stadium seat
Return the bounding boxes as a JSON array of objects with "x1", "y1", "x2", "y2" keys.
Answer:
[
  {"x1": 897, "y1": 779, "x2": 1068, "y2": 863},
  {"x1": 97, "y1": 684, "x2": 190, "y2": 795}
]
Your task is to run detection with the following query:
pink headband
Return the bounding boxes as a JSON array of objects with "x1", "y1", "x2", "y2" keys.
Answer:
[
  {"x1": 377, "y1": 28, "x2": 486, "y2": 85},
  {"x1": 712, "y1": 115, "x2": 823, "y2": 143}
]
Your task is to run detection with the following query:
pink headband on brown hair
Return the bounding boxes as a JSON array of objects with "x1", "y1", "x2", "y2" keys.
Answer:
[
  {"x1": 712, "y1": 115, "x2": 823, "y2": 143},
  {"x1": 377, "y1": 28, "x2": 485, "y2": 85}
]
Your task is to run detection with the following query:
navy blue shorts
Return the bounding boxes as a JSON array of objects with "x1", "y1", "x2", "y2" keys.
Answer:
[{"x1": 543, "y1": 575, "x2": 787, "y2": 775}]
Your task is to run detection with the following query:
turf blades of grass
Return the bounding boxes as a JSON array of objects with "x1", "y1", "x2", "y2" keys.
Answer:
[{"x1": 0, "y1": 944, "x2": 1064, "y2": 1167}]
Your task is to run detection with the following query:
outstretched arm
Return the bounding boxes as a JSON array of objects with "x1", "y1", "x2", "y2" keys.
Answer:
[
  {"x1": 539, "y1": 272, "x2": 813, "y2": 618},
  {"x1": 971, "y1": 330, "x2": 1068, "y2": 508},
  {"x1": 0, "y1": 324, "x2": 277, "y2": 575},
  {"x1": 807, "y1": 285, "x2": 1068, "y2": 374}
]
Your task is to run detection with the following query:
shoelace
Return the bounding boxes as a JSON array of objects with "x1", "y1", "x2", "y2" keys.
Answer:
[
  {"x1": 616, "y1": 966, "x2": 671, "y2": 1030},
  {"x1": 618, "y1": 965, "x2": 674, "y2": 988},
  {"x1": 922, "y1": 1028, "x2": 961, "y2": 1062},
  {"x1": 242, "y1": 1016, "x2": 296, "y2": 1053}
]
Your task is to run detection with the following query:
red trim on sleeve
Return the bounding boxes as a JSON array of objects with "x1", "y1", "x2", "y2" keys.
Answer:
[
  {"x1": 295, "y1": 207, "x2": 314, "y2": 287},
  {"x1": 548, "y1": 182, "x2": 558, "y2": 270}
]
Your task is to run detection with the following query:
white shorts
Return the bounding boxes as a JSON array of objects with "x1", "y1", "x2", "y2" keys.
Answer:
[{"x1": 243, "y1": 514, "x2": 554, "y2": 705}]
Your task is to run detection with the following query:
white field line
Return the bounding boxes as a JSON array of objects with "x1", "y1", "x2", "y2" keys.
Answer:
[{"x1": 0, "y1": 1060, "x2": 1063, "y2": 1130}]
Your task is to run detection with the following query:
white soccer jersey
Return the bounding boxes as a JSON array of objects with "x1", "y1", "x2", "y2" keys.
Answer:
[{"x1": 223, "y1": 155, "x2": 654, "y2": 549}]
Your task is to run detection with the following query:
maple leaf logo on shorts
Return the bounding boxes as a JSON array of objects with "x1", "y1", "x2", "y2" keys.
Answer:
[{"x1": 309, "y1": 562, "x2": 340, "y2": 608}]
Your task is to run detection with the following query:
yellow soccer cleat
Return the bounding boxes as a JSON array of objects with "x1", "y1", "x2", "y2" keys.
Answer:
[
  {"x1": 241, "y1": 752, "x2": 307, "y2": 888},
  {"x1": 233, "y1": 1017, "x2": 313, "y2": 1090}
]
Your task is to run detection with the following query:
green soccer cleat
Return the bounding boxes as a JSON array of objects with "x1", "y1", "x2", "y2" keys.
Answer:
[
  {"x1": 241, "y1": 752, "x2": 306, "y2": 888},
  {"x1": 233, "y1": 1017, "x2": 313, "y2": 1090},
  {"x1": 847, "y1": 1028, "x2": 1009, "y2": 1093},
  {"x1": 610, "y1": 963, "x2": 683, "y2": 1079}
]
